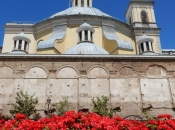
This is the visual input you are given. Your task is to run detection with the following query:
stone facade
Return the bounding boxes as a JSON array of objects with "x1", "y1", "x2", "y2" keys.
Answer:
[{"x1": 0, "y1": 55, "x2": 175, "y2": 118}]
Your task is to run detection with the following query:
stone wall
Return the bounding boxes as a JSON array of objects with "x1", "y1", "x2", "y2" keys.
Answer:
[{"x1": 0, "y1": 55, "x2": 175, "y2": 118}]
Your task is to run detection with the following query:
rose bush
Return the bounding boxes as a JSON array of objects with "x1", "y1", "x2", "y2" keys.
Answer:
[{"x1": 0, "y1": 112, "x2": 174, "y2": 130}]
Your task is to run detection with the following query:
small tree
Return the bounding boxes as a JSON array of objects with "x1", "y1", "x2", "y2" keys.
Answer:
[
  {"x1": 55, "y1": 97, "x2": 69, "y2": 116},
  {"x1": 92, "y1": 96, "x2": 114, "y2": 117},
  {"x1": 10, "y1": 91, "x2": 38, "y2": 118}
]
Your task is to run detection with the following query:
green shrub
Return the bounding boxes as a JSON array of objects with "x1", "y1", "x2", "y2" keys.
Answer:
[
  {"x1": 92, "y1": 96, "x2": 114, "y2": 117},
  {"x1": 55, "y1": 97, "x2": 69, "y2": 116},
  {"x1": 142, "y1": 109, "x2": 156, "y2": 120},
  {"x1": 10, "y1": 91, "x2": 38, "y2": 118},
  {"x1": 0, "y1": 113, "x2": 12, "y2": 121}
]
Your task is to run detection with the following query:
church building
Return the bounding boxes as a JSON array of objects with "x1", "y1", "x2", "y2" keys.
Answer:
[
  {"x1": 2, "y1": 0, "x2": 163, "y2": 55},
  {"x1": 0, "y1": 0, "x2": 175, "y2": 117}
]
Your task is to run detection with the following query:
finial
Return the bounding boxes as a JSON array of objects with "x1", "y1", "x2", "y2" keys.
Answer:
[{"x1": 84, "y1": 19, "x2": 86, "y2": 23}]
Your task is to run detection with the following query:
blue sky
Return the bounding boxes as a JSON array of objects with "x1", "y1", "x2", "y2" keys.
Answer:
[{"x1": 0, "y1": 0, "x2": 174, "y2": 49}]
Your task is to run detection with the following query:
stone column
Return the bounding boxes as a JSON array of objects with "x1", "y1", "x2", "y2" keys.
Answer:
[
  {"x1": 84, "y1": 0, "x2": 87, "y2": 7},
  {"x1": 143, "y1": 42, "x2": 147, "y2": 52},
  {"x1": 15, "y1": 40, "x2": 19, "y2": 49},
  {"x1": 88, "y1": 30, "x2": 91, "y2": 41},
  {"x1": 21, "y1": 40, "x2": 25, "y2": 50},
  {"x1": 149, "y1": 42, "x2": 153, "y2": 51},
  {"x1": 78, "y1": 0, "x2": 81, "y2": 7},
  {"x1": 136, "y1": 45, "x2": 139, "y2": 55},
  {"x1": 82, "y1": 31, "x2": 85, "y2": 41},
  {"x1": 14, "y1": 41, "x2": 16, "y2": 49},
  {"x1": 139, "y1": 45, "x2": 142, "y2": 54},
  {"x1": 90, "y1": 0, "x2": 92, "y2": 7},
  {"x1": 72, "y1": 0, "x2": 75, "y2": 7}
]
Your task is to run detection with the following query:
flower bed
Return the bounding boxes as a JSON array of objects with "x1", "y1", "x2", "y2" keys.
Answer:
[{"x1": 0, "y1": 111, "x2": 174, "y2": 130}]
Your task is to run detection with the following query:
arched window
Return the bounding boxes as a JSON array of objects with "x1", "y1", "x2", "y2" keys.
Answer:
[
  {"x1": 81, "y1": 0, "x2": 84, "y2": 7},
  {"x1": 141, "y1": 11, "x2": 148, "y2": 23},
  {"x1": 129, "y1": 17, "x2": 132, "y2": 25},
  {"x1": 14, "y1": 40, "x2": 17, "y2": 49},
  {"x1": 18, "y1": 40, "x2": 22, "y2": 49},
  {"x1": 85, "y1": 30, "x2": 88, "y2": 40},
  {"x1": 87, "y1": 0, "x2": 90, "y2": 7},
  {"x1": 24, "y1": 41, "x2": 28, "y2": 51},
  {"x1": 75, "y1": 0, "x2": 78, "y2": 6},
  {"x1": 79, "y1": 32, "x2": 82, "y2": 41},
  {"x1": 146, "y1": 42, "x2": 149, "y2": 51},
  {"x1": 140, "y1": 43, "x2": 144, "y2": 52},
  {"x1": 91, "y1": 32, "x2": 93, "y2": 41}
]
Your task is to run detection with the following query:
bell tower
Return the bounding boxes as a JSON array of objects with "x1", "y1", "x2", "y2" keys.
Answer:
[
  {"x1": 125, "y1": 0, "x2": 162, "y2": 55},
  {"x1": 71, "y1": 0, "x2": 93, "y2": 7},
  {"x1": 125, "y1": 0, "x2": 156, "y2": 27}
]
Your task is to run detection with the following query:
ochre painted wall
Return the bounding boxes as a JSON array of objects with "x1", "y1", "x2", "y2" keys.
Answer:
[
  {"x1": 103, "y1": 31, "x2": 136, "y2": 54},
  {"x1": 35, "y1": 25, "x2": 105, "y2": 54},
  {"x1": 2, "y1": 33, "x2": 35, "y2": 54},
  {"x1": 116, "y1": 32, "x2": 136, "y2": 54},
  {"x1": 103, "y1": 35, "x2": 117, "y2": 54},
  {"x1": 3, "y1": 25, "x2": 149, "y2": 55},
  {"x1": 149, "y1": 35, "x2": 161, "y2": 54},
  {"x1": 37, "y1": 48, "x2": 59, "y2": 54}
]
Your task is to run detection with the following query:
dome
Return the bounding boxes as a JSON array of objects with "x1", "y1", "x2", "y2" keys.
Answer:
[
  {"x1": 50, "y1": 7, "x2": 112, "y2": 18},
  {"x1": 13, "y1": 32, "x2": 31, "y2": 43},
  {"x1": 141, "y1": 52, "x2": 159, "y2": 55},
  {"x1": 64, "y1": 42, "x2": 109, "y2": 54},
  {"x1": 17, "y1": 32, "x2": 28, "y2": 37},
  {"x1": 80, "y1": 22, "x2": 91, "y2": 27},
  {"x1": 77, "y1": 22, "x2": 95, "y2": 33},
  {"x1": 137, "y1": 35, "x2": 153, "y2": 44},
  {"x1": 9, "y1": 50, "x2": 27, "y2": 54}
]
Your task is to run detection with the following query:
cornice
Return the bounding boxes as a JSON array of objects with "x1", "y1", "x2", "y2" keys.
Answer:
[{"x1": 0, "y1": 54, "x2": 175, "y2": 60}]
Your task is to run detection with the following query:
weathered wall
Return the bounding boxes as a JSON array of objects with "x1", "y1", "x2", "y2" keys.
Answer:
[{"x1": 0, "y1": 56, "x2": 175, "y2": 118}]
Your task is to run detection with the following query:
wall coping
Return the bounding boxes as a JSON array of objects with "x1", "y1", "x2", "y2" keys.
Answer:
[{"x1": 0, "y1": 54, "x2": 175, "y2": 60}]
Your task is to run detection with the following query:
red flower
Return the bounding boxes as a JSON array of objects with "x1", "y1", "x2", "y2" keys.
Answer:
[
  {"x1": 0, "y1": 111, "x2": 175, "y2": 129},
  {"x1": 148, "y1": 120, "x2": 159, "y2": 126},
  {"x1": 15, "y1": 113, "x2": 27, "y2": 120},
  {"x1": 157, "y1": 114, "x2": 172, "y2": 119}
]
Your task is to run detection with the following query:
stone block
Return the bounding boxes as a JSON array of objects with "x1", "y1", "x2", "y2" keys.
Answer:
[
  {"x1": 2, "y1": 105, "x2": 12, "y2": 116},
  {"x1": 120, "y1": 102, "x2": 142, "y2": 118},
  {"x1": 110, "y1": 78, "x2": 141, "y2": 103},
  {"x1": 151, "y1": 102, "x2": 173, "y2": 109},
  {"x1": 89, "y1": 79, "x2": 109, "y2": 97},
  {"x1": 35, "y1": 104, "x2": 46, "y2": 111},
  {"x1": 169, "y1": 78, "x2": 175, "y2": 107},
  {"x1": 149, "y1": 109, "x2": 175, "y2": 117},
  {"x1": 141, "y1": 79, "x2": 171, "y2": 105}
]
